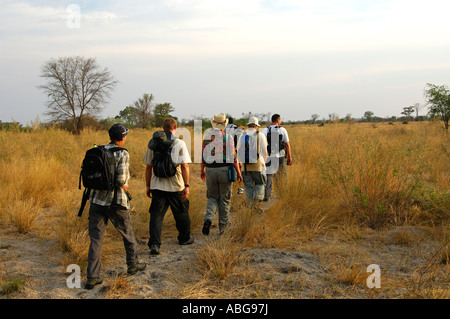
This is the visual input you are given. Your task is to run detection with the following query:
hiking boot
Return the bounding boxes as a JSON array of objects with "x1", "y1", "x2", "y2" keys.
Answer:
[
  {"x1": 150, "y1": 244, "x2": 160, "y2": 255},
  {"x1": 84, "y1": 278, "x2": 103, "y2": 290},
  {"x1": 179, "y1": 235, "x2": 194, "y2": 245},
  {"x1": 202, "y1": 220, "x2": 212, "y2": 235},
  {"x1": 127, "y1": 262, "x2": 146, "y2": 275}
]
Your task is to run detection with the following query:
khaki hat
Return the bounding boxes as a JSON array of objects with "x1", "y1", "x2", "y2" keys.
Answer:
[
  {"x1": 210, "y1": 113, "x2": 229, "y2": 130},
  {"x1": 247, "y1": 117, "x2": 260, "y2": 127}
]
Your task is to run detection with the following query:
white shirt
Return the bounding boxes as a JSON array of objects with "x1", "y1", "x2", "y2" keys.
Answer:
[
  {"x1": 143, "y1": 138, "x2": 192, "y2": 192},
  {"x1": 262, "y1": 125, "x2": 289, "y2": 158},
  {"x1": 224, "y1": 124, "x2": 236, "y2": 136},
  {"x1": 236, "y1": 128, "x2": 268, "y2": 172}
]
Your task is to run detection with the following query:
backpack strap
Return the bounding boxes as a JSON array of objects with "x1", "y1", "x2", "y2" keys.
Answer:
[
  {"x1": 77, "y1": 188, "x2": 90, "y2": 217},
  {"x1": 256, "y1": 131, "x2": 260, "y2": 158},
  {"x1": 107, "y1": 146, "x2": 127, "y2": 208},
  {"x1": 244, "y1": 133, "x2": 249, "y2": 175}
]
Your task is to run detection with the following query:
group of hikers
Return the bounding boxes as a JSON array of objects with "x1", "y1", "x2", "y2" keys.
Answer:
[{"x1": 81, "y1": 113, "x2": 292, "y2": 289}]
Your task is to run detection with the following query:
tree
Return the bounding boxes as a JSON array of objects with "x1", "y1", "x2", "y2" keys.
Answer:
[
  {"x1": 413, "y1": 103, "x2": 422, "y2": 118},
  {"x1": 153, "y1": 102, "x2": 175, "y2": 127},
  {"x1": 328, "y1": 113, "x2": 339, "y2": 122},
  {"x1": 131, "y1": 93, "x2": 155, "y2": 128},
  {"x1": 424, "y1": 83, "x2": 450, "y2": 130},
  {"x1": 363, "y1": 111, "x2": 374, "y2": 122},
  {"x1": 117, "y1": 106, "x2": 139, "y2": 127},
  {"x1": 311, "y1": 114, "x2": 320, "y2": 123},
  {"x1": 39, "y1": 56, "x2": 117, "y2": 134},
  {"x1": 401, "y1": 106, "x2": 414, "y2": 119}
]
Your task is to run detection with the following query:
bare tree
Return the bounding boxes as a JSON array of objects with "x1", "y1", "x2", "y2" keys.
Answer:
[
  {"x1": 413, "y1": 103, "x2": 422, "y2": 118},
  {"x1": 132, "y1": 93, "x2": 155, "y2": 128},
  {"x1": 311, "y1": 114, "x2": 320, "y2": 123},
  {"x1": 39, "y1": 56, "x2": 117, "y2": 134}
]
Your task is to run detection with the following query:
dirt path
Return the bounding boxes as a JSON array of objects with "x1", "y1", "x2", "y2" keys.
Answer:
[
  {"x1": 0, "y1": 223, "x2": 328, "y2": 299},
  {"x1": 1, "y1": 207, "x2": 448, "y2": 299}
]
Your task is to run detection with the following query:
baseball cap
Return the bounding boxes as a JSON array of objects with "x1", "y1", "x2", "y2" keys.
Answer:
[{"x1": 109, "y1": 123, "x2": 129, "y2": 141}]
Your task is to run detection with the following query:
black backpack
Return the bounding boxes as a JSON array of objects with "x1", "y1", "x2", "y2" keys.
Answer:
[
  {"x1": 148, "y1": 131, "x2": 177, "y2": 178},
  {"x1": 266, "y1": 126, "x2": 285, "y2": 156},
  {"x1": 77, "y1": 145, "x2": 125, "y2": 216},
  {"x1": 243, "y1": 131, "x2": 260, "y2": 164},
  {"x1": 241, "y1": 131, "x2": 260, "y2": 174}
]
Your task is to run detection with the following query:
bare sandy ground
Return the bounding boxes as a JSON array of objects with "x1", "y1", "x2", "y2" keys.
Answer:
[{"x1": 1, "y1": 217, "x2": 448, "y2": 300}]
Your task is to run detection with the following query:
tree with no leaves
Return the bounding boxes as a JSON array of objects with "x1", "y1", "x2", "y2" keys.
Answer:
[{"x1": 39, "y1": 56, "x2": 118, "y2": 134}]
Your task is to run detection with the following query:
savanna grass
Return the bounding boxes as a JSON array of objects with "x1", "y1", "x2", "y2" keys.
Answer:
[{"x1": 0, "y1": 121, "x2": 448, "y2": 298}]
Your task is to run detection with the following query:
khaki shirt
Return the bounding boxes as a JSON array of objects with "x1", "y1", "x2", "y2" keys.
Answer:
[{"x1": 143, "y1": 139, "x2": 191, "y2": 192}]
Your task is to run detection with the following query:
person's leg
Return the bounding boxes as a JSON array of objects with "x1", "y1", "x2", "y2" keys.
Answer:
[
  {"x1": 273, "y1": 158, "x2": 287, "y2": 194},
  {"x1": 107, "y1": 206, "x2": 139, "y2": 266},
  {"x1": 87, "y1": 203, "x2": 108, "y2": 280},
  {"x1": 253, "y1": 171, "x2": 267, "y2": 202},
  {"x1": 217, "y1": 166, "x2": 232, "y2": 232},
  {"x1": 264, "y1": 173, "x2": 273, "y2": 200},
  {"x1": 148, "y1": 190, "x2": 169, "y2": 249},
  {"x1": 167, "y1": 191, "x2": 192, "y2": 244},
  {"x1": 242, "y1": 171, "x2": 255, "y2": 205},
  {"x1": 204, "y1": 167, "x2": 219, "y2": 223}
]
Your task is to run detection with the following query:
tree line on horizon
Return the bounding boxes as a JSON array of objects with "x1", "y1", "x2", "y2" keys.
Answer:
[{"x1": 2, "y1": 56, "x2": 448, "y2": 132}]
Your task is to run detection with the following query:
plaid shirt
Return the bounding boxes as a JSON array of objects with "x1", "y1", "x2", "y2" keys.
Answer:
[{"x1": 89, "y1": 143, "x2": 131, "y2": 209}]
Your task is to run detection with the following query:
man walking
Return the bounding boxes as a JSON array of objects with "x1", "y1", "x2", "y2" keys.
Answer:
[
  {"x1": 262, "y1": 114, "x2": 292, "y2": 201},
  {"x1": 201, "y1": 113, "x2": 242, "y2": 235},
  {"x1": 85, "y1": 123, "x2": 146, "y2": 290},
  {"x1": 144, "y1": 118, "x2": 193, "y2": 255},
  {"x1": 237, "y1": 117, "x2": 268, "y2": 207}
]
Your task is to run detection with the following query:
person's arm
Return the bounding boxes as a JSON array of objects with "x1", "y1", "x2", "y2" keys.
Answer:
[
  {"x1": 282, "y1": 128, "x2": 292, "y2": 165},
  {"x1": 145, "y1": 164, "x2": 152, "y2": 198},
  {"x1": 181, "y1": 163, "x2": 190, "y2": 200},
  {"x1": 230, "y1": 135, "x2": 242, "y2": 183},
  {"x1": 201, "y1": 163, "x2": 206, "y2": 182},
  {"x1": 260, "y1": 132, "x2": 268, "y2": 163},
  {"x1": 233, "y1": 161, "x2": 242, "y2": 183},
  {"x1": 285, "y1": 142, "x2": 292, "y2": 165},
  {"x1": 116, "y1": 151, "x2": 130, "y2": 191}
]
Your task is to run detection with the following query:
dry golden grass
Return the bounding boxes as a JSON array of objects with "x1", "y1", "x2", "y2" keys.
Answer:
[
  {"x1": 105, "y1": 274, "x2": 136, "y2": 299},
  {"x1": 0, "y1": 121, "x2": 449, "y2": 298},
  {"x1": 195, "y1": 236, "x2": 245, "y2": 280}
]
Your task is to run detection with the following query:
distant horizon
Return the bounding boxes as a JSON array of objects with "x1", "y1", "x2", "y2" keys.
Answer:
[{"x1": 1, "y1": 108, "x2": 431, "y2": 128}]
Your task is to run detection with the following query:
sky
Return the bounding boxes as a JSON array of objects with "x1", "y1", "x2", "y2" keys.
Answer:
[{"x1": 1, "y1": 0, "x2": 450, "y2": 125}]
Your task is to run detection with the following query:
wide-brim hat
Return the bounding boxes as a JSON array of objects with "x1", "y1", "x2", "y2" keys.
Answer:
[
  {"x1": 210, "y1": 113, "x2": 229, "y2": 130},
  {"x1": 247, "y1": 116, "x2": 260, "y2": 127}
]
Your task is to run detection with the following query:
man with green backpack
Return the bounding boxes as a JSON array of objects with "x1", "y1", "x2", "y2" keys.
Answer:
[{"x1": 143, "y1": 118, "x2": 193, "y2": 255}]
